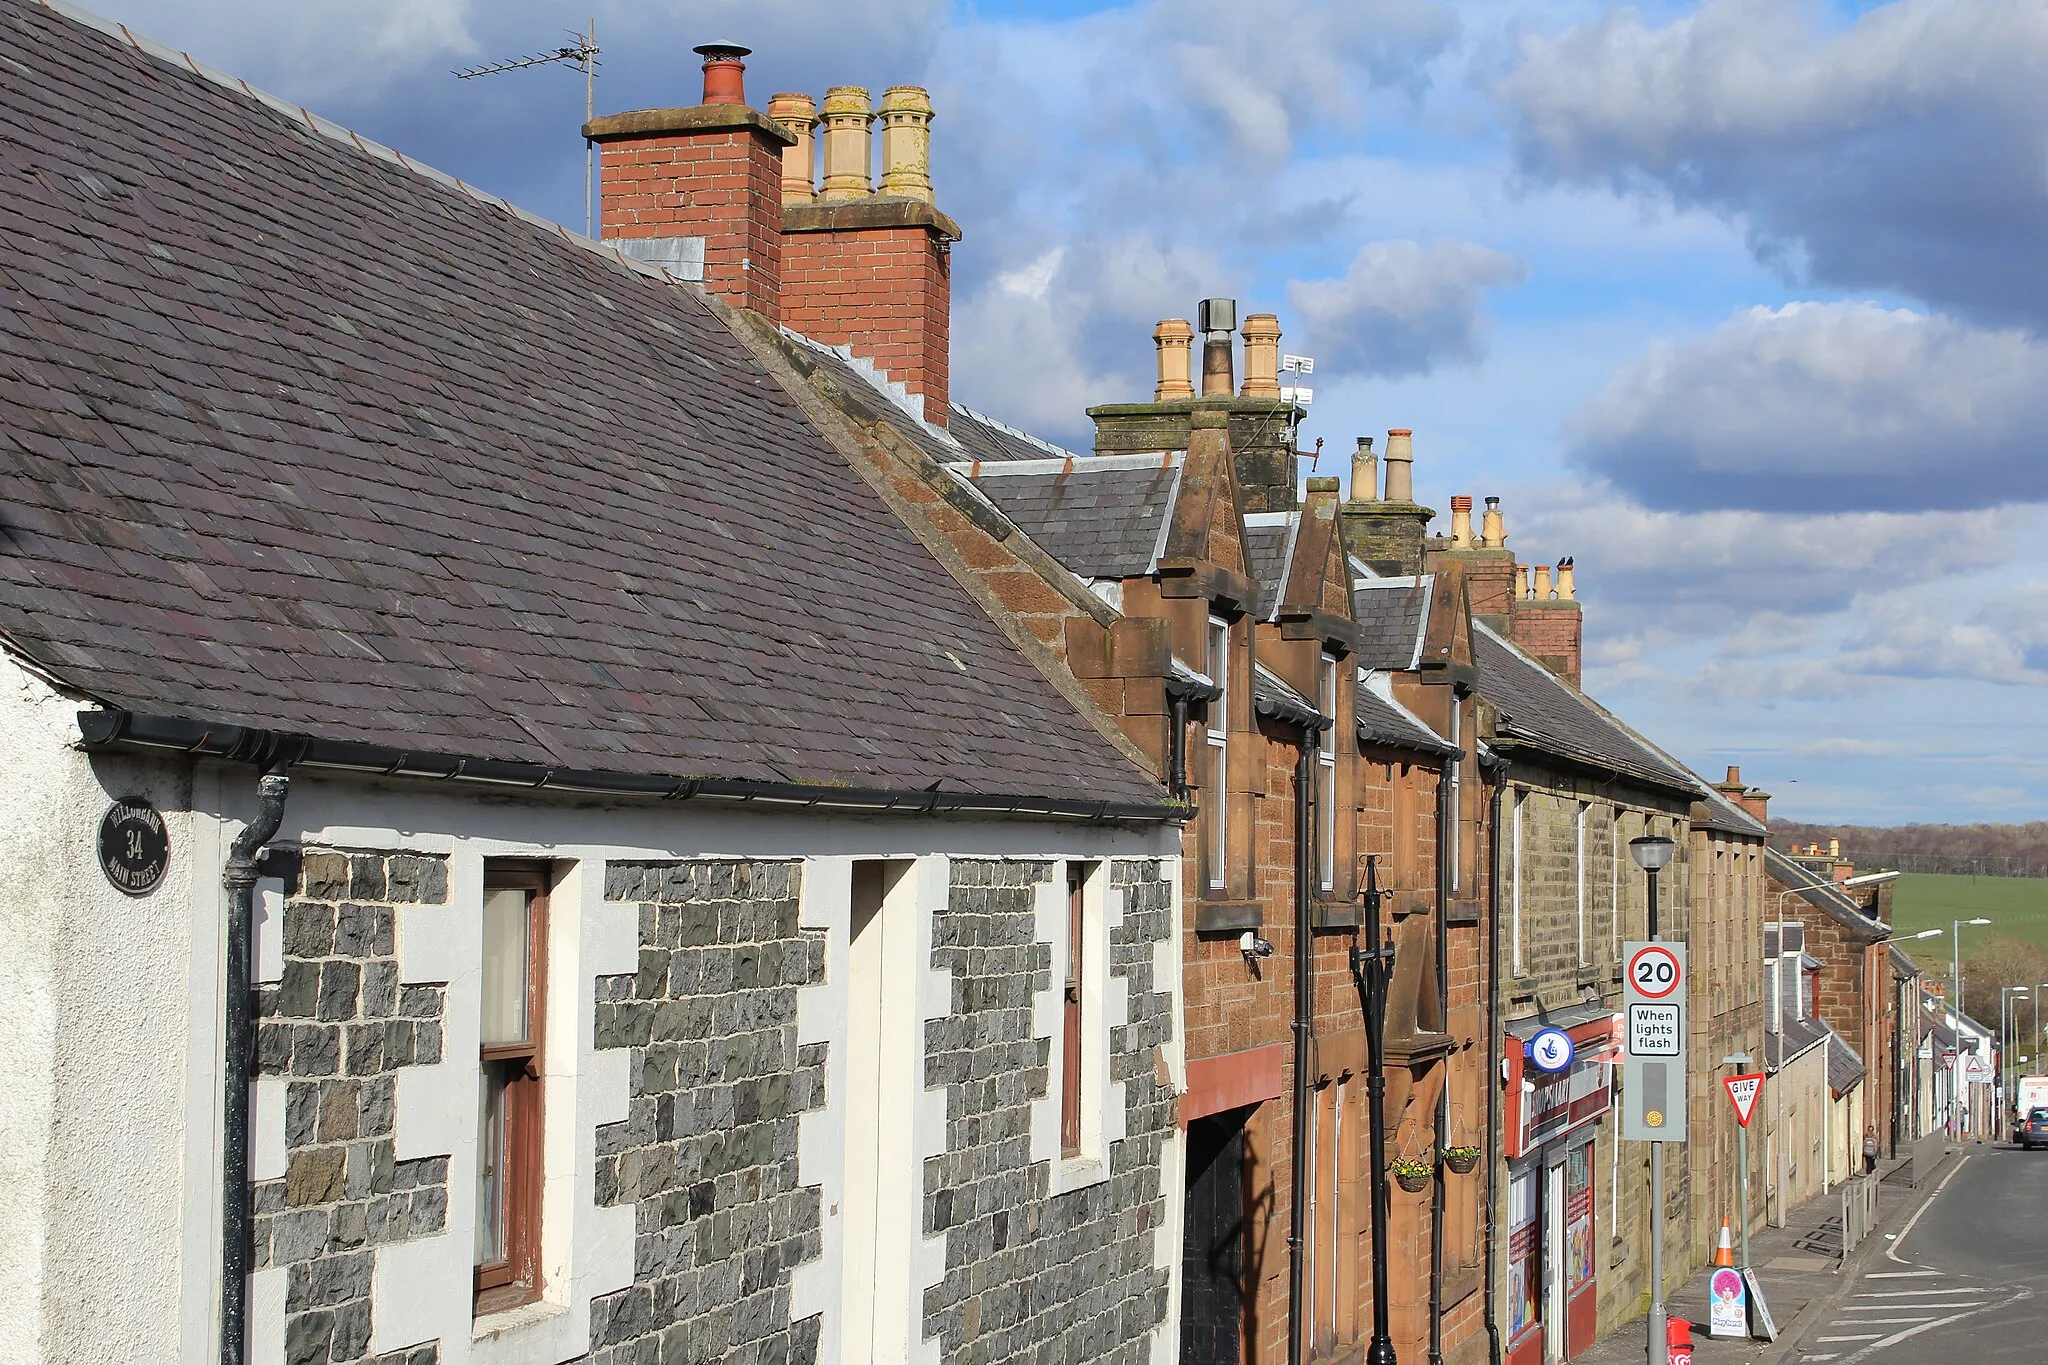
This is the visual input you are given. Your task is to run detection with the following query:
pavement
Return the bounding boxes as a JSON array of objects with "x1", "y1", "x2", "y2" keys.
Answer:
[{"x1": 1569, "y1": 1151, "x2": 1947, "y2": 1365}]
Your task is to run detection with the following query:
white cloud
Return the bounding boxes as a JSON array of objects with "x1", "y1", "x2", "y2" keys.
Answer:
[
  {"x1": 101, "y1": 0, "x2": 479, "y2": 97},
  {"x1": 1794, "y1": 737, "x2": 1901, "y2": 758},
  {"x1": 1494, "y1": 0, "x2": 2048, "y2": 327},
  {"x1": 1567, "y1": 301, "x2": 2048, "y2": 511},
  {"x1": 1287, "y1": 239, "x2": 1527, "y2": 379}
]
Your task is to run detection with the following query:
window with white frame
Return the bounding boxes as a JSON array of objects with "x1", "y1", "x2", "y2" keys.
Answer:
[
  {"x1": 1511, "y1": 789, "x2": 1526, "y2": 977},
  {"x1": 1317, "y1": 652, "x2": 1338, "y2": 893},
  {"x1": 1575, "y1": 801, "x2": 1589, "y2": 967},
  {"x1": 1205, "y1": 616, "x2": 1230, "y2": 892}
]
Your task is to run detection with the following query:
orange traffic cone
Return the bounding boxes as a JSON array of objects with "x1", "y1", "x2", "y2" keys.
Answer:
[{"x1": 1714, "y1": 1217, "x2": 1735, "y2": 1268}]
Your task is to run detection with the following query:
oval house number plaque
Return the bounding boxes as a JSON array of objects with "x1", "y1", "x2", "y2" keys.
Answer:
[{"x1": 99, "y1": 797, "x2": 170, "y2": 896}]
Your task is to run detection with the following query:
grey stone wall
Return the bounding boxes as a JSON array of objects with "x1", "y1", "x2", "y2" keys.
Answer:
[
  {"x1": 587, "y1": 859, "x2": 826, "y2": 1365},
  {"x1": 254, "y1": 850, "x2": 451, "y2": 1365},
  {"x1": 923, "y1": 857, "x2": 1174, "y2": 1365}
]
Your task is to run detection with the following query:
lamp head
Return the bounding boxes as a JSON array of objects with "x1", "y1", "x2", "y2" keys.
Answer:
[
  {"x1": 1628, "y1": 834, "x2": 1676, "y2": 872},
  {"x1": 1968, "y1": 917, "x2": 1993, "y2": 926}
]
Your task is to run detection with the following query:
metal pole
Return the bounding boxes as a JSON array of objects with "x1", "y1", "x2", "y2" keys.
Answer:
[
  {"x1": 1647, "y1": 865, "x2": 1664, "y2": 1365},
  {"x1": 1353, "y1": 857, "x2": 1398, "y2": 1365},
  {"x1": 1737, "y1": 1120, "x2": 1750, "y2": 1270},
  {"x1": 1954, "y1": 920, "x2": 1964, "y2": 1028}
]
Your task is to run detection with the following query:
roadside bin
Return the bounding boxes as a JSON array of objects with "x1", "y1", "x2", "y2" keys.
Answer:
[{"x1": 1667, "y1": 1318, "x2": 1695, "y2": 1365}]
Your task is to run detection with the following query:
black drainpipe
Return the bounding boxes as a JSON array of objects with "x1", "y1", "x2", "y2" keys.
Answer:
[
  {"x1": 1484, "y1": 756, "x2": 1511, "y2": 1365},
  {"x1": 1430, "y1": 736, "x2": 1456, "y2": 1365},
  {"x1": 1168, "y1": 692, "x2": 1192, "y2": 801},
  {"x1": 221, "y1": 763, "x2": 292, "y2": 1365},
  {"x1": 1287, "y1": 725, "x2": 1317, "y2": 1365}
]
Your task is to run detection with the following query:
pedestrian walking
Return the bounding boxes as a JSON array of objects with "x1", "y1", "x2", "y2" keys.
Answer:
[{"x1": 1863, "y1": 1126, "x2": 1879, "y2": 1175}]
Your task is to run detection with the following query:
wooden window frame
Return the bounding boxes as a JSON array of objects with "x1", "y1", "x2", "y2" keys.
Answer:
[
  {"x1": 1061, "y1": 864, "x2": 1085, "y2": 1156},
  {"x1": 475, "y1": 862, "x2": 550, "y2": 1316}
]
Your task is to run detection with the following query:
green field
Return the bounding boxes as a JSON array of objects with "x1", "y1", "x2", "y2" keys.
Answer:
[{"x1": 1890, "y1": 872, "x2": 2048, "y2": 964}]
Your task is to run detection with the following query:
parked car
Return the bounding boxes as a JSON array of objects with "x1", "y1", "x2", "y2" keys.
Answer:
[{"x1": 2018, "y1": 1107, "x2": 2048, "y2": 1150}]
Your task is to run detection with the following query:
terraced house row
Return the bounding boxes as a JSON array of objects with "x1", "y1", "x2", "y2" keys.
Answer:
[{"x1": 0, "y1": 5, "x2": 1927, "y2": 1365}]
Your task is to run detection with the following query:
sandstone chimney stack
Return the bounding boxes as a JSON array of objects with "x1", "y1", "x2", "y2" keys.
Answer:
[
  {"x1": 766, "y1": 92, "x2": 818, "y2": 203},
  {"x1": 1239, "y1": 313, "x2": 1281, "y2": 399},
  {"x1": 876, "y1": 86, "x2": 935, "y2": 201},
  {"x1": 1154, "y1": 319, "x2": 1195, "y2": 400}
]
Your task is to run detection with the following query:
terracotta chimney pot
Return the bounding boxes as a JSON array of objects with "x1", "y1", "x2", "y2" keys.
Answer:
[
  {"x1": 766, "y1": 92, "x2": 819, "y2": 203},
  {"x1": 1383, "y1": 429, "x2": 1414, "y2": 503},
  {"x1": 1514, "y1": 563, "x2": 1529, "y2": 599},
  {"x1": 1351, "y1": 437, "x2": 1378, "y2": 502},
  {"x1": 1481, "y1": 495, "x2": 1506, "y2": 548},
  {"x1": 819, "y1": 86, "x2": 875, "y2": 200},
  {"x1": 1239, "y1": 313, "x2": 1282, "y2": 398},
  {"x1": 1153, "y1": 319, "x2": 1195, "y2": 400},
  {"x1": 1449, "y1": 495, "x2": 1474, "y2": 548},
  {"x1": 1726, "y1": 766, "x2": 1742, "y2": 786},
  {"x1": 876, "y1": 86, "x2": 935, "y2": 202},
  {"x1": 694, "y1": 41, "x2": 751, "y2": 106},
  {"x1": 1556, "y1": 556, "x2": 1576, "y2": 600},
  {"x1": 1533, "y1": 564, "x2": 1553, "y2": 599}
]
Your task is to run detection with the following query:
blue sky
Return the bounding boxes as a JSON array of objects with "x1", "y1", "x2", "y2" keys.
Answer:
[{"x1": 93, "y1": 0, "x2": 2048, "y2": 824}]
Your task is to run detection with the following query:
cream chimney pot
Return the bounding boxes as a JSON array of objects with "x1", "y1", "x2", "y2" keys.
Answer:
[
  {"x1": 819, "y1": 86, "x2": 874, "y2": 200},
  {"x1": 1383, "y1": 429, "x2": 1415, "y2": 504},
  {"x1": 1829, "y1": 838, "x2": 1841, "y2": 858},
  {"x1": 1153, "y1": 319, "x2": 1195, "y2": 401},
  {"x1": 1533, "y1": 564, "x2": 1553, "y2": 599},
  {"x1": 1556, "y1": 557, "x2": 1576, "y2": 601},
  {"x1": 1449, "y1": 495, "x2": 1474, "y2": 548},
  {"x1": 1481, "y1": 495, "x2": 1505, "y2": 548},
  {"x1": 766, "y1": 92, "x2": 819, "y2": 204},
  {"x1": 1351, "y1": 437, "x2": 1378, "y2": 501},
  {"x1": 1239, "y1": 313, "x2": 1282, "y2": 398},
  {"x1": 1514, "y1": 563, "x2": 1529, "y2": 599},
  {"x1": 876, "y1": 86, "x2": 935, "y2": 202}
]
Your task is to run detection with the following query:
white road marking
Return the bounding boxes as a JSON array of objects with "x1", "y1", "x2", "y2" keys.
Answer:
[
  {"x1": 1817, "y1": 1335, "x2": 1884, "y2": 1342},
  {"x1": 1886, "y1": 1152, "x2": 1970, "y2": 1264},
  {"x1": 1837, "y1": 1303, "x2": 1982, "y2": 1312},
  {"x1": 1801, "y1": 1354, "x2": 1839, "y2": 1361},
  {"x1": 1864, "y1": 1270, "x2": 1943, "y2": 1279},
  {"x1": 1829, "y1": 1316, "x2": 1946, "y2": 1324},
  {"x1": 1853, "y1": 1287, "x2": 1984, "y2": 1298},
  {"x1": 1822, "y1": 1286, "x2": 2032, "y2": 1365}
]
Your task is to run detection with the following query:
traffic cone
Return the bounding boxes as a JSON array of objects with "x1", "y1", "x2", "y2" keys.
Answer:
[{"x1": 1714, "y1": 1217, "x2": 1735, "y2": 1268}]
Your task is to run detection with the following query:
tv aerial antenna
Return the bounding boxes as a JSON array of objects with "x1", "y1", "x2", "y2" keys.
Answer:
[{"x1": 454, "y1": 21, "x2": 602, "y2": 237}]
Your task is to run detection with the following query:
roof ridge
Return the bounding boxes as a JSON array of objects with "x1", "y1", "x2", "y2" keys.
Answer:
[
  {"x1": 30, "y1": 0, "x2": 692, "y2": 293},
  {"x1": 948, "y1": 403, "x2": 1085, "y2": 461}
]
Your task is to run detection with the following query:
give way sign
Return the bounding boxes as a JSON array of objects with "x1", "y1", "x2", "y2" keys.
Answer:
[{"x1": 1724, "y1": 1073, "x2": 1766, "y2": 1127}]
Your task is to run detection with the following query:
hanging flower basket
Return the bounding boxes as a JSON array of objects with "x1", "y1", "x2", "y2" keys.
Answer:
[
  {"x1": 1391, "y1": 1157, "x2": 1433, "y2": 1193},
  {"x1": 1441, "y1": 1145, "x2": 1481, "y2": 1176}
]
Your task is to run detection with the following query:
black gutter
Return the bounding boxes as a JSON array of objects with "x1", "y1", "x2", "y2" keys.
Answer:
[
  {"x1": 220, "y1": 762, "x2": 292, "y2": 1365},
  {"x1": 1286, "y1": 713, "x2": 1328, "y2": 1365},
  {"x1": 1430, "y1": 721, "x2": 1457, "y2": 1365},
  {"x1": 1484, "y1": 755, "x2": 1511, "y2": 1365},
  {"x1": 77, "y1": 708, "x2": 1187, "y2": 824}
]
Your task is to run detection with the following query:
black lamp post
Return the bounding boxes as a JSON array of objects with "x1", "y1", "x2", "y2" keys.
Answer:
[{"x1": 1352, "y1": 855, "x2": 1399, "y2": 1365}]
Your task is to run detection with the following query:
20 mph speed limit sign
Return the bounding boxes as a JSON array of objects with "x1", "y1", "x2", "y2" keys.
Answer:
[
  {"x1": 1628, "y1": 944, "x2": 1683, "y2": 998},
  {"x1": 1623, "y1": 941, "x2": 1688, "y2": 1143}
]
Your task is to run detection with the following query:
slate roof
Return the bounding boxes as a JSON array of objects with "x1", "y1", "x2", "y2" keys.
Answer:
[
  {"x1": 0, "y1": 0, "x2": 1167, "y2": 811},
  {"x1": 1252, "y1": 664, "x2": 1324, "y2": 729},
  {"x1": 948, "y1": 404, "x2": 1084, "y2": 465},
  {"x1": 1768, "y1": 1014, "x2": 1830, "y2": 1069},
  {"x1": 1828, "y1": 1033, "x2": 1867, "y2": 1095},
  {"x1": 1765, "y1": 848, "x2": 1887, "y2": 937},
  {"x1": 1356, "y1": 675, "x2": 1456, "y2": 757},
  {"x1": 1351, "y1": 575, "x2": 1431, "y2": 670},
  {"x1": 950, "y1": 455, "x2": 1183, "y2": 579},
  {"x1": 1244, "y1": 514, "x2": 1299, "y2": 620},
  {"x1": 1473, "y1": 623, "x2": 1700, "y2": 794}
]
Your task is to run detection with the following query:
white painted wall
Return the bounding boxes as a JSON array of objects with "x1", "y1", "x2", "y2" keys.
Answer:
[
  {"x1": 0, "y1": 651, "x2": 205, "y2": 1365},
  {"x1": 0, "y1": 658, "x2": 1182, "y2": 1365}
]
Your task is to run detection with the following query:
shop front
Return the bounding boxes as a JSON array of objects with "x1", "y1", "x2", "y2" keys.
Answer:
[{"x1": 1503, "y1": 1012, "x2": 1619, "y2": 1365}]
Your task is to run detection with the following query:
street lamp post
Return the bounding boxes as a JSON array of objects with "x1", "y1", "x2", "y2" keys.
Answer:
[
  {"x1": 2001, "y1": 986, "x2": 2029, "y2": 1132},
  {"x1": 1629, "y1": 834, "x2": 1676, "y2": 1365},
  {"x1": 1953, "y1": 917, "x2": 1992, "y2": 1024},
  {"x1": 1351, "y1": 856, "x2": 1398, "y2": 1365}
]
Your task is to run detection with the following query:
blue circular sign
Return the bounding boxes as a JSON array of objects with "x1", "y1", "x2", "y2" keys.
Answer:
[{"x1": 1527, "y1": 1027, "x2": 1576, "y2": 1075}]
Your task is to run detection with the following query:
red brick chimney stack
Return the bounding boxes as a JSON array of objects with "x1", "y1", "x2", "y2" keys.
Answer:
[
  {"x1": 1715, "y1": 765, "x2": 1772, "y2": 826},
  {"x1": 585, "y1": 42, "x2": 963, "y2": 425}
]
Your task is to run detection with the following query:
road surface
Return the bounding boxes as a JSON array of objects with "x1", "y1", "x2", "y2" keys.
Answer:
[{"x1": 1787, "y1": 1144, "x2": 2046, "y2": 1363}]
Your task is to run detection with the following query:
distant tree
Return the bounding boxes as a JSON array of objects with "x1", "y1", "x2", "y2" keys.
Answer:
[
  {"x1": 1774, "y1": 821, "x2": 2048, "y2": 878},
  {"x1": 1957, "y1": 936, "x2": 2048, "y2": 1045}
]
